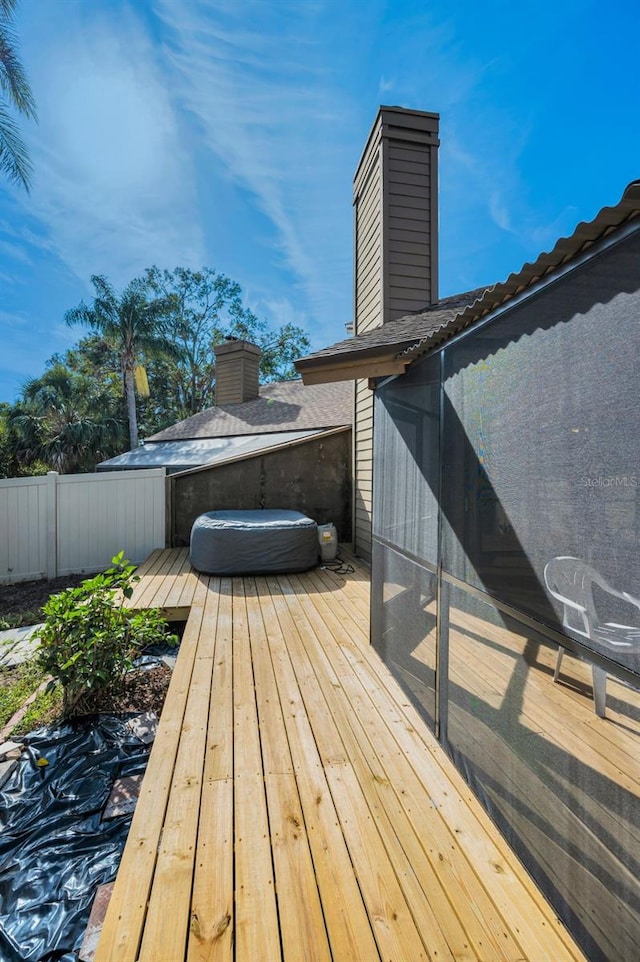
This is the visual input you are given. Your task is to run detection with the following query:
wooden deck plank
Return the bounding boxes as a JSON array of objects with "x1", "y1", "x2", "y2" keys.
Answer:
[
  {"x1": 264, "y1": 576, "x2": 446, "y2": 962},
  {"x1": 265, "y1": 771, "x2": 333, "y2": 962},
  {"x1": 132, "y1": 547, "x2": 165, "y2": 580},
  {"x1": 127, "y1": 547, "x2": 184, "y2": 610},
  {"x1": 447, "y1": 694, "x2": 640, "y2": 962},
  {"x1": 445, "y1": 612, "x2": 640, "y2": 961},
  {"x1": 145, "y1": 548, "x2": 193, "y2": 611},
  {"x1": 187, "y1": 580, "x2": 233, "y2": 962},
  {"x1": 160, "y1": 549, "x2": 198, "y2": 611},
  {"x1": 137, "y1": 588, "x2": 218, "y2": 962},
  {"x1": 449, "y1": 611, "x2": 640, "y2": 790},
  {"x1": 350, "y1": 637, "x2": 588, "y2": 962},
  {"x1": 231, "y1": 578, "x2": 282, "y2": 962},
  {"x1": 237, "y1": 578, "x2": 332, "y2": 962},
  {"x1": 95, "y1": 602, "x2": 207, "y2": 962},
  {"x1": 282, "y1": 574, "x2": 517, "y2": 962},
  {"x1": 243, "y1": 579, "x2": 293, "y2": 777},
  {"x1": 187, "y1": 778, "x2": 234, "y2": 962},
  {"x1": 97, "y1": 550, "x2": 589, "y2": 962},
  {"x1": 176, "y1": 559, "x2": 205, "y2": 609},
  {"x1": 121, "y1": 548, "x2": 170, "y2": 609},
  {"x1": 253, "y1": 577, "x2": 382, "y2": 962},
  {"x1": 452, "y1": 632, "x2": 639, "y2": 796},
  {"x1": 323, "y1": 761, "x2": 433, "y2": 962},
  {"x1": 291, "y1": 573, "x2": 587, "y2": 962}
]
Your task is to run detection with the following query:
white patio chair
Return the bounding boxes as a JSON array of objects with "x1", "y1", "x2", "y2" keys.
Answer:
[{"x1": 543, "y1": 556, "x2": 640, "y2": 717}]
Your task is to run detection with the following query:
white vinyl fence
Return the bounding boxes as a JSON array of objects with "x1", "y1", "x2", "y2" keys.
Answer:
[{"x1": 0, "y1": 469, "x2": 166, "y2": 583}]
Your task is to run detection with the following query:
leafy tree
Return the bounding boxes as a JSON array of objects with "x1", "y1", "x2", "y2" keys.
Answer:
[
  {"x1": 65, "y1": 275, "x2": 177, "y2": 449},
  {"x1": 5, "y1": 267, "x2": 312, "y2": 472},
  {"x1": 0, "y1": 401, "x2": 17, "y2": 477},
  {"x1": 8, "y1": 362, "x2": 125, "y2": 473},
  {"x1": 0, "y1": 0, "x2": 37, "y2": 190},
  {"x1": 259, "y1": 322, "x2": 314, "y2": 382},
  {"x1": 50, "y1": 334, "x2": 175, "y2": 439},
  {"x1": 144, "y1": 266, "x2": 310, "y2": 420}
]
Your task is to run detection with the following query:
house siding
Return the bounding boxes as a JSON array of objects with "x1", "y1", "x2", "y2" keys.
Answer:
[
  {"x1": 354, "y1": 156, "x2": 382, "y2": 336},
  {"x1": 352, "y1": 107, "x2": 439, "y2": 560},
  {"x1": 353, "y1": 379, "x2": 374, "y2": 558}
]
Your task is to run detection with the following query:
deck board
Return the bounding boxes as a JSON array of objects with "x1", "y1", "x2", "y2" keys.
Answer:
[
  {"x1": 96, "y1": 548, "x2": 588, "y2": 962},
  {"x1": 444, "y1": 605, "x2": 640, "y2": 961}
]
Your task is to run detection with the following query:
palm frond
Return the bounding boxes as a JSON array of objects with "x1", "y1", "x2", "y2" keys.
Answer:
[
  {"x1": 0, "y1": 20, "x2": 37, "y2": 118},
  {"x1": 0, "y1": 101, "x2": 31, "y2": 189}
]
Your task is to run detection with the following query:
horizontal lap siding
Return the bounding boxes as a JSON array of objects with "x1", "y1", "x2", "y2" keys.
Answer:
[
  {"x1": 354, "y1": 382, "x2": 374, "y2": 561},
  {"x1": 352, "y1": 109, "x2": 438, "y2": 560},
  {"x1": 215, "y1": 356, "x2": 260, "y2": 404},
  {"x1": 384, "y1": 137, "x2": 435, "y2": 322},
  {"x1": 355, "y1": 155, "x2": 382, "y2": 336},
  {"x1": 354, "y1": 134, "x2": 383, "y2": 558}
]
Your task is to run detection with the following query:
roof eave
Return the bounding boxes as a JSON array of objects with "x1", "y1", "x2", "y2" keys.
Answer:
[
  {"x1": 297, "y1": 352, "x2": 410, "y2": 385},
  {"x1": 297, "y1": 180, "x2": 640, "y2": 382}
]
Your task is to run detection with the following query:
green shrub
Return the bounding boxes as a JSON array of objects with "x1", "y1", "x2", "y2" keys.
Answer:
[{"x1": 36, "y1": 552, "x2": 176, "y2": 715}]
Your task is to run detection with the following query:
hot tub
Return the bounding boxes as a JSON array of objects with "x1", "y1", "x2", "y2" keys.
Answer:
[{"x1": 189, "y1": 509, "x2": 319, "y2": 575}]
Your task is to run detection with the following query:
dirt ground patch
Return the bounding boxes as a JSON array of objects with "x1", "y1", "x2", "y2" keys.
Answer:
[
  {"x1": 0, "y1": 573, "x2": 88, "y2": 625},
  {"x1": 82, "y1": 664, "x2": 173, "y2": 716}
]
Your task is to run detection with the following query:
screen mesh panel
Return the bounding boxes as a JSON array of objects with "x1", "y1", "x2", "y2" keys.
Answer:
[
  {"x1": 371, "y1": 541, "x2": 437, "y2": 730},
  {"x1": 442, "y1": 235, "x2": 640, "y2": 671},
  {"x1": 446, "y1": 584, "x2": 640, "y2": 962},
  {"x1": 371, "y1": 230, "x2": 640, "y2": 962},
  {"x1": 373, "y1": 354, "x2": 440, "y2": 564}
]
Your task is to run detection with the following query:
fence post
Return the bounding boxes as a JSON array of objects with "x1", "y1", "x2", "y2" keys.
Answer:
[{"x1": 45, "y1": 472, "x2": 59, "y2": 579}]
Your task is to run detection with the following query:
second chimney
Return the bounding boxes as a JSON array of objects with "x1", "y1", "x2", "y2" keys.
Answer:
[{"x1": 214, "y1": 339, "x2": 261, "y2": 404}]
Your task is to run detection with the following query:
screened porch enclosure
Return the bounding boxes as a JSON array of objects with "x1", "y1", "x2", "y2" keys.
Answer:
[{"x1": 371, "y1": 229, "x2": 640, "y2": 962}]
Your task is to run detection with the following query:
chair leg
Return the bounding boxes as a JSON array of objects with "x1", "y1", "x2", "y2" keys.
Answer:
[
  {"x1": 554, "y1": 646, "x2": 564, "y2": 682},
  {"x1": 592, "y1": 665, "x2": 607, "y2": 718}
]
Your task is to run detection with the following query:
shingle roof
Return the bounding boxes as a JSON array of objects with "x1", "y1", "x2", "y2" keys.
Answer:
[
  {"x1": 148, "y1": 379, "x2": 352, "y2": 442},
  {"x1": 296, "y1": 289, "x2": 487, "y2": 366},
  {"x1": 296, "y1": 180, "x2": 640, "y2": 375}
]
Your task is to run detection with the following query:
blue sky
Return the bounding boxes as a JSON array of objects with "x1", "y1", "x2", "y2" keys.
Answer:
[{"x1": 1, "y1": 0, "x2": 638, "y2": 403}]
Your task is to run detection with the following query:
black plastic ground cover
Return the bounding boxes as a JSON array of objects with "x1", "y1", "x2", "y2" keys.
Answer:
[{"x1": 0, "y1": 716, "x2": 152, "y2": 961}]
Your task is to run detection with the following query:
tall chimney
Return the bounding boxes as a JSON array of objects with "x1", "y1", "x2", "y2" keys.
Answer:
[
  {"x1": 354, "y1": 106, "x2": 439, "y2": 334},
  {"x1": 351, "y1": 106, "x2": 439, "y2": 562},
  {"x1": 214, "y1": 339, "x2": 261, "y2": 404}
]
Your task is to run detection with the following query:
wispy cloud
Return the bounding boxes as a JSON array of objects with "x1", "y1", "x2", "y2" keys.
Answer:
[
  {"x1": 154, "y1": 0, "x2": 356, "y2": 340},
  {"x1": 21, "y1": 2, "x2": 205, "y2": 289},
  {"x1": 250, "y1": 293, "x2": 309, "y2": 333},
  {"x1": 0, "y1": 238, "x2": 32, "y2": 265}
]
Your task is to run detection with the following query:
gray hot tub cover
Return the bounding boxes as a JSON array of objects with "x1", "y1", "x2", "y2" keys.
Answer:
[{"x1": 189, "y1": 509, "x2": 319, "y2": 575}]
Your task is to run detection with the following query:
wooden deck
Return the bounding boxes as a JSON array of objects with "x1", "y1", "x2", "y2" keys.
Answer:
[
  {"x1": 391, "y1": 597, "x2": 640, "y2": 962},
  {"x1": 95, "y1": 548, "x2": 587, "y2": 962}
]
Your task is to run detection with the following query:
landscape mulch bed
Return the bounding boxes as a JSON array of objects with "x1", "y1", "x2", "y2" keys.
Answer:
[
  {"x1": 0, "y1": 573, "x2": 88, "y2": 621},
  {"x1": 77, "y1": 664, "x2": 173, "y2": 717}
]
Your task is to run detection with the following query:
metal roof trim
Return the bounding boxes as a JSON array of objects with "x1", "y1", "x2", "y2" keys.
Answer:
[
  {"x1": 396, "y1": 180, "x2": 640, "y2": 363},
  {"x1": 169, "y1": 426, "x2": 351, "y2": 479}
]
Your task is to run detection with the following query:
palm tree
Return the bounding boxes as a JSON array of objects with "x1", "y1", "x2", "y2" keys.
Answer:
[
  {"x1": 0, "y1": 0, "x2": 37, "y2": 190},
  {"x1": 9, "y1": 363, "x2": 126, "y2": 473},
  {"x1": 65, "y1": 275, "x2": 178, "y2": 449}
]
